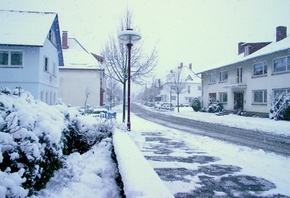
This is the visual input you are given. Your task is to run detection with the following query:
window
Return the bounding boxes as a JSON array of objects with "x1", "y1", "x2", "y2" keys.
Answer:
[
  {"x1": 188, "y1": 85, "x2": 191, "y2": 94},
  {"x1": 253, "y1": 61, "x2": 267, "y2": 76},
  {"x1": 219, "y1": 92, "x2": 228, "y2": 103},
  {"x1": 209, "y1": 93, "x2": 216, "y2": 102},
  {"x1": 186, "y1": 75, "x2": 193, "y2": 81},
  {"x1": 209, "y1": 73, "x2": 216, "y2": 83},
  {"x1": 273, "y1": 56, "x2": 290, "y2": 73},
  {"x1": 186, "y1": 97, "x2": 194, "y2": 102},
  {"x1": 253, "y1": 90, "x2": 267, "y2": 104},
  {"x1": 219, "y1": 70, "x2": 228, "y2": 82},
  {"x1": 273, "y1": 88, "x2": 290, "y2": 98},
  {"x1": 198, "y1": 86, "x2": 201, "y2": 90},
  {"x1": 0, "y1": 50, "x2": 23, "y2": 67},
  {"x1": 44, "y1": 57, "x2": 49, "y2": 72},
  {"x1": 0, "y1": 51, "x2": 9, "y2": 65},
  {"x1": 47, "y1": 29, "x2": 56, "y2": 46},
  {"x1": 236, "y1": 67, "x2": 243, "y2": 83},
  {"x1": 244, "y1": 45, "x2": 249, "y2": 56}
]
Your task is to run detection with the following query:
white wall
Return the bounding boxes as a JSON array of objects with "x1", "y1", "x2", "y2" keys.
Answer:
[
  {"x1": 201, "y1": 49, "x2": 290, "y2": 114},
  {"x1": 0, "y1": 38, "x2": 60, "y2": 105},
  {"x1": 58, "y1": 69, "x2": 101, "y2": 107}
]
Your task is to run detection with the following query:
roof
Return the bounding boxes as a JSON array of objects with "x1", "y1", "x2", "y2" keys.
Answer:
[
  {"x1": 62, "y1": 38, "x2": 102, "y2": 69},
  {"x1": 0, "y1": 10, "x2": 57, "y2": 46},
  {"x1": 200, "y1": 35, "x2": 290, "y2": 73},
  {"x1": 165, "y1": 66, "x2": 201, "y2": 84}
]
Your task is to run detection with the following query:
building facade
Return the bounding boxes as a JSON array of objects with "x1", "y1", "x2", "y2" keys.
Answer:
[
  {"x1": 0, "y1": 10, "x2": 64, "y2": 104},
  {"x1": 159, "y1": 63, "x2": 201, "y2": 106},
  {"x1": 58, "y1": 31, "x2": 106, "y2": 107},
  {"x1": 199, "y1": 26, "x2": 290, "y2": 116}
]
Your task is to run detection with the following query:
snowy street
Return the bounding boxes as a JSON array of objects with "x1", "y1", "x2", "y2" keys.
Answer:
[
  {"x1": 131, "y1": 103, "x2": 290, "y2": 157},
  {"x1": 126, "y1": 104, "x2": 290, "y2": 197}
]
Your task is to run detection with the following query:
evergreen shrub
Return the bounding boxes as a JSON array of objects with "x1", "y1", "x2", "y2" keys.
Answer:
[{"x1": 190, "y1": 98, "x2": 202, "y2": 112}]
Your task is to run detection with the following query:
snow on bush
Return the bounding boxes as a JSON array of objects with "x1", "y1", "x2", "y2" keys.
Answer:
[
  {"x1": 269, "y1": 92, "x2": 290, "y2": 121},
  {"x1": 0, "y1": 88, "x2": 116, "y2": 197},
  {"x1": 35, "y1": 138, "x2": 120, "y2": 198}
]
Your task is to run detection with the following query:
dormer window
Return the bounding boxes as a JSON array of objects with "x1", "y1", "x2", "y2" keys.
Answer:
[{"x1": 244, "y1": 45, "x2": 249, "y2": 56}]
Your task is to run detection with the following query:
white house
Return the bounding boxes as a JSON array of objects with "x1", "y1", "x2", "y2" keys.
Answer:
[
  {"x1": 159, "y1": 63, "x2": 201, "y2": 106},
  {"x1": 58, "y1": 31, "x2": 106, "y2": 107},
  {"x1": 0, "y1": 10, "x2": 64, "y2": 104},
  {"x1": 199, "y1": 26, "x2": 290, "y2": 116}
]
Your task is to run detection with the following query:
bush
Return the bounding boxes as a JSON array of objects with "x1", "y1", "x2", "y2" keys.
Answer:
[
  {"x1": 269, "y1": 92, "x2": 290, "y2": 121},
  {"x1": 190, "y1": 98, "x2": 201, "y2": 112},
  {"x1": 62, "y1": 117, "x2": 114, "y2": 155},
  {"x1": 0, "y1": 88, "x2": 116, "y2": 196},
  {"x1": 0, "y1": 89, "x2": 65, "y2": 196},
  {"x1": 207, "y1": 101, "x2": 223, "y2": 113}
]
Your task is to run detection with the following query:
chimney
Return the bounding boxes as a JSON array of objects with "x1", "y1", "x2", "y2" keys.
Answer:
[
  {"x1": 189, "y1": 63, "x2": 192, "y2": 70},
  {"x1": 276, "y1": 26, "x2": 287, "y2": 42},
  {"x1": 62, "y1": 31, "x2": 68, "y2": 49},
  {"x1": 179, "y1": 62, "x2": 183, "y2": 69},
  {"x1": 238, "y1": 42, "x2": 245, "y2": 55}
]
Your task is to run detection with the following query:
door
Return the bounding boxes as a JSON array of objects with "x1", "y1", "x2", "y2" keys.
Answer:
[{"x1": 234, "y1": 92, "x2": 244, "y2": 111}]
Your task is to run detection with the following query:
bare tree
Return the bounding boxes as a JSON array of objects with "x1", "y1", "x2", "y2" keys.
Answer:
[
  {"x1": 107, "y1": 77, "x2": 122, "y2": 107},
  {"x1": 148, "y1": 77, "x2": 162, "y2": 106},
  {"x1": 169, "y1": 66, "x2": 187, "y2": 113},
  {"x1": 84, "y1": 87, "x2": 92, "y2": 113},
  {"x1": 102, "y1": 10, "x2": 158, "y2": 122}
]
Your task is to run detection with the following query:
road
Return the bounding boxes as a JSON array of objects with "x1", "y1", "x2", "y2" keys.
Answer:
[{"x1": 131, "y1": 103, "x2": 290, "y2": 157}]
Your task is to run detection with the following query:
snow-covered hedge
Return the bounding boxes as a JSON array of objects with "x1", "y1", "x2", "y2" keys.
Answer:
[
  {"x1": 269, "y1": 92, "x2": 290, "y2": 121},
  {"x1": 0, "y1": 88, "x2": 114, "y2": 197}
]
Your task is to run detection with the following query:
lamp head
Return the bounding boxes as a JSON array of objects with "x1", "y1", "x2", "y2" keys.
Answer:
[{"x1": 118, "y1": 28, "x2": 141, "y2": 44}]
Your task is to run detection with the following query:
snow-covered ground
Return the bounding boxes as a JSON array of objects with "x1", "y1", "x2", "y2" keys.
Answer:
[
  {"x1": 40, "y1": 104, "x2": 290, "y2": 197},
  {"x1": 36, "y1": 138, "x2": 120, "y2": 198},
  {"x1": 1, "y1": 93, "x2": 290, "y2": 197},
  {"x1": 127, "y1": 104, "x2": 290, "y2": 196}
]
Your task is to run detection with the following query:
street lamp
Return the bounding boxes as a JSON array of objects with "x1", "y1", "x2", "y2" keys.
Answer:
[{"x1": 118, "y1": 28, "x2": 141, "y2": 131}]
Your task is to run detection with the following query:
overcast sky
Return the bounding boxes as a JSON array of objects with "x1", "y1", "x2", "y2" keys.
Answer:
[{"x1": 2, "y1": 0, "x2": 290, "y2": 75}]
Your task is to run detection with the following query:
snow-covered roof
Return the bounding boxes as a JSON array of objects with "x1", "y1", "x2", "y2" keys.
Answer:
[
  {"x1": 62, "y1": 38, "x2": 102, "y2": 69},
  {"x1": 200, "y1": 35, "x2": 290, "y2": 73},
  {"x1": 165, "y1": 66, "x2": 201, "y2": 84},
  {"x1": 0, "y1": 10, "x2": 57, "y2": 46}
]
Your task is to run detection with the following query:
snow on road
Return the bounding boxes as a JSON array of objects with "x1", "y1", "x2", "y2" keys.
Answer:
[{"x1": 127, "y1": 105, "x2": 290, "y2": 196}]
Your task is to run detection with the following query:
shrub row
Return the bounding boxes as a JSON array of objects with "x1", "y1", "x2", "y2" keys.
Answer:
[{"x1": 0, "y1": 88, "x2": 114, "y2": 197}]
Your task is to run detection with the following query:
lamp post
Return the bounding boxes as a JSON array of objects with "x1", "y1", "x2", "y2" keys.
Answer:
[{"x1": 118, "y1": 28, "x2": 141, "y2": 131}]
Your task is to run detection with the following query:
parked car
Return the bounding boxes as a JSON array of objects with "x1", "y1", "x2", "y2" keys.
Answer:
[
  {"x1": 160, "y1": 103, "x2": 173, "y2": 110},
  {"x1": 154, "y1": 102, "x2": 163, "y2": 109}
]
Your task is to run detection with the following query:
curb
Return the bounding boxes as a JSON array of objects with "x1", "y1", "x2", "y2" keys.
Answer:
[{"x1": 113, "y1": 131, "x2": 174, "y2": 198}]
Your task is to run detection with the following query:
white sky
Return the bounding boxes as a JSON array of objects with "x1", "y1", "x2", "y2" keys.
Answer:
[{"x1": 2, "y1": 0, "x2": 290, "y2": 74}]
